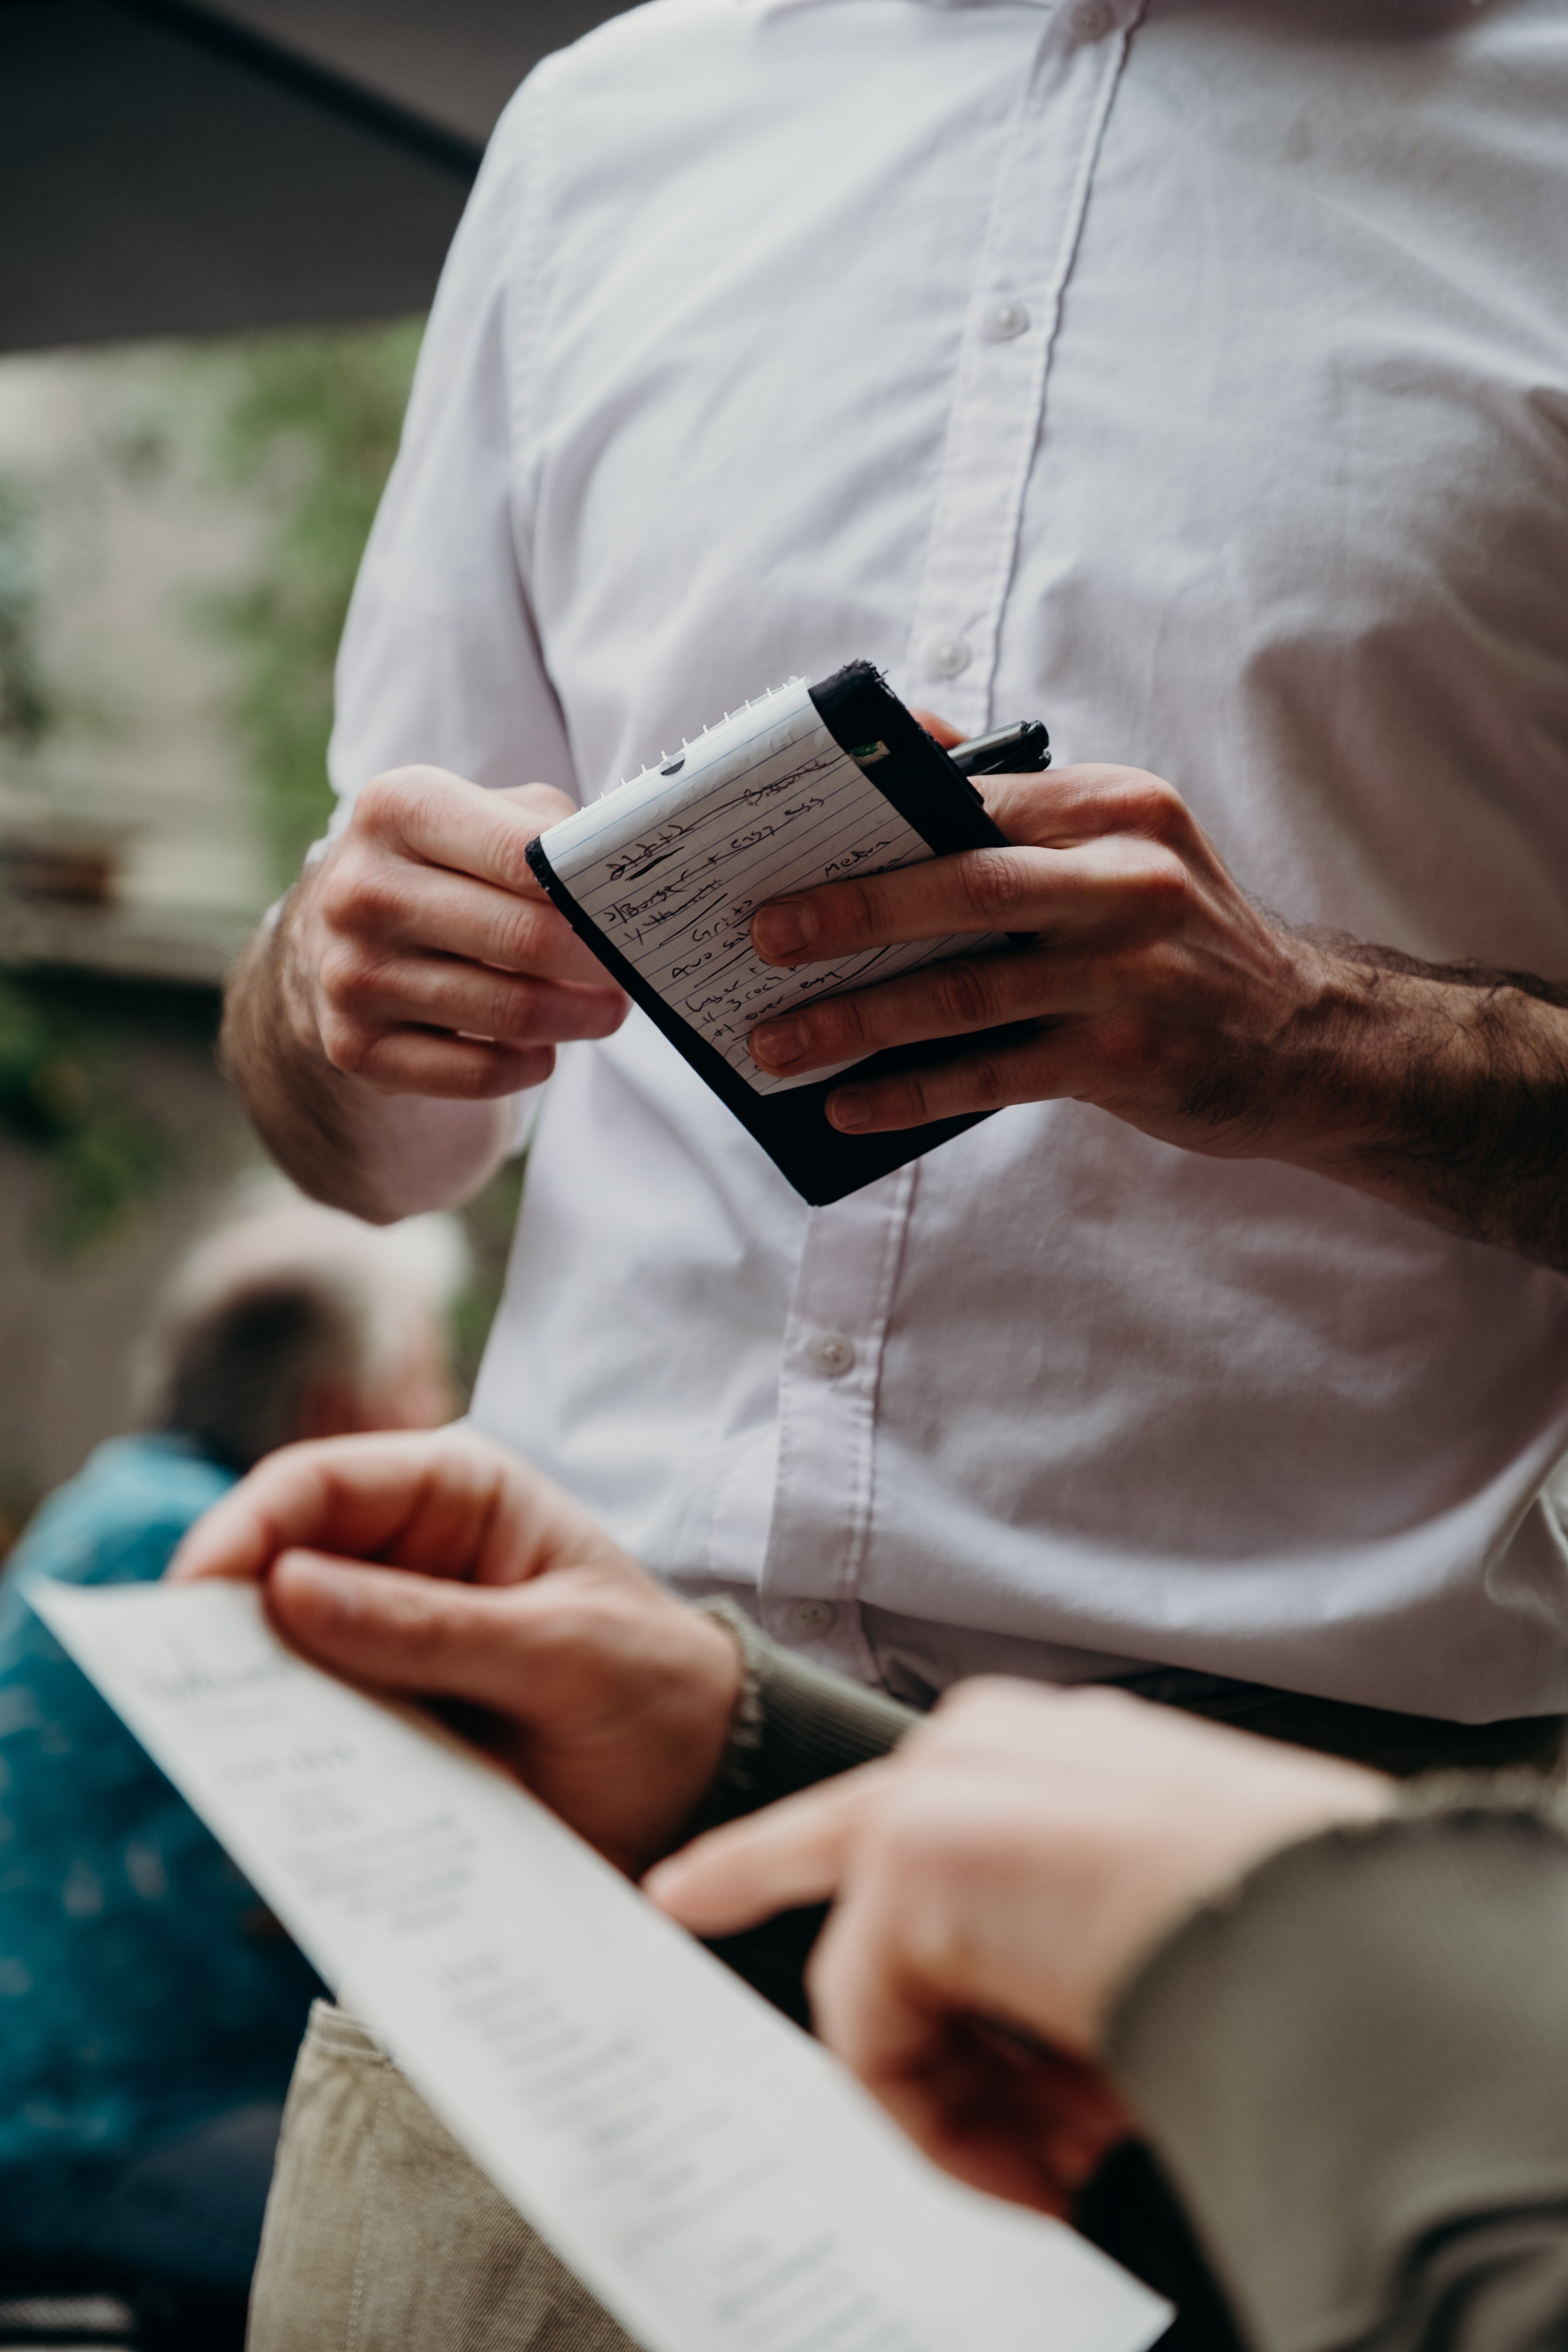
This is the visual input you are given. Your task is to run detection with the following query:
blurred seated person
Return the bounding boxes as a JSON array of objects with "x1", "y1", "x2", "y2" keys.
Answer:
[
  {"x1": 0, "y1": 1185, "x2": 464, "y2": 2338},
  {"x1": 174, "y1": 1430, "x2": 1568, "y2": 2352}
]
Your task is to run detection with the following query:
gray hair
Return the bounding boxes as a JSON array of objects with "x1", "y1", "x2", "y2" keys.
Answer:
[{"x1": 133, "y1": 1180, "x2": 468, "y2": 1472}]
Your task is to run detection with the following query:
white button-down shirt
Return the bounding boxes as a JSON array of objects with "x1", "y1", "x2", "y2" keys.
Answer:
[{"x1": 329, "y1": 0, "x2": 1568, "y2": 1719}]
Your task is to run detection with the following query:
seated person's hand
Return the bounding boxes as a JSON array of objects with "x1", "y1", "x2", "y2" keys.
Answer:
[
  {"x1": 648, "y1": 1679, "x2": 1392, "y2": 2212},
  {"x1": 168, "y1": 1430, "x2": 740, "y2": 1875},
  {"x1": 745, "y1": 760, "x2": 1329, "y2": 1152}
]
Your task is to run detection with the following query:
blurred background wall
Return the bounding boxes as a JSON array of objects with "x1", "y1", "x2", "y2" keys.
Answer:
[{"x1": 0, "y1": 0, "x2": 628, "y2": 1551}]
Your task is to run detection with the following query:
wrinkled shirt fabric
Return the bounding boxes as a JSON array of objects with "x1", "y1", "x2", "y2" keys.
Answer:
[{"x1": 329, "y1": 0, "x2": 1568, "y2": 1718}]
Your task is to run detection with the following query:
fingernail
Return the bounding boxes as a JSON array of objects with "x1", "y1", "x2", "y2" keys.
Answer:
[
  {"x1": 751, "y1": 1018, "x2": 806, "y2": 1069},
  {"x1": 828, "y1": 1089, "x2": 869, "y2": 1132},
  {"x1": 752, "y1": 900, "x2": 816, "y2": 960}
]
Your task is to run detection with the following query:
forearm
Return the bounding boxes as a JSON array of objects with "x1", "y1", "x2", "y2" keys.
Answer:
[
  {"x1": 1108, "y1": 1789, "x2": 1568, "y2": 2352},
  {"x1": 222, "y1": 879, "x2": 515, "y2": 1223},
  {"x1": 751, "y1": 760, "x2": 1568, "y2": 1269},
  {"x1": 1256, "y1": 942, "x2": 1568, "y2": 1271}
]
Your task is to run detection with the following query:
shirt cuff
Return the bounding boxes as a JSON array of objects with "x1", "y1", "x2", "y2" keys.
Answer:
[
  {"x1": 1105, "y1": 1784, "x2": 1568, "y2": 2352},
  {"x1": 690, "y1": 1597, "x2": 917, "y2": 1825}
]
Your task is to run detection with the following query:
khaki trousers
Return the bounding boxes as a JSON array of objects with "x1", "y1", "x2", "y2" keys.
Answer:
[{"x1": 248, "y1": 2002, "x2": 633, "y2": 2352}]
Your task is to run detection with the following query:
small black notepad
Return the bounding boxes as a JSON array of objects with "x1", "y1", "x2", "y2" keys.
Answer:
[{"x1": 526, "y1": 662, "x2": 1045, "y2": 1206}]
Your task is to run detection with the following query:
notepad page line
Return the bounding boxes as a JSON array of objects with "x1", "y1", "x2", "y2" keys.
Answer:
[{"x1": 542, "y1": 680, "x2": 1002, "y2": 1096}]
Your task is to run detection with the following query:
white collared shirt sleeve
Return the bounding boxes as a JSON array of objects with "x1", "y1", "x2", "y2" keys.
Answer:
[{"x1": 327, "y1": 81, "x2": 578, "y2": 826}]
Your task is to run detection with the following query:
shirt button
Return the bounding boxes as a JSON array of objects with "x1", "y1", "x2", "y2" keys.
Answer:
[
  {"x1": 808, "y1": 1331, "x2": 856, "y2": 1378},
  {"x1": 787, "y1": 1599, "x2": 836, "y2": 1639},
  {"x1": 927, "y1": 639, "x2": 971, "y2": 681},
  {"x1": 983, "y1": 300, "x2": 1031, "y2": 343},
  {"x1": 1072, "y1": 0, "x2": 1113, "y2": 37}
]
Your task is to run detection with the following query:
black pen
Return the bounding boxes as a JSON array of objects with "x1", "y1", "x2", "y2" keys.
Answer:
[{"x1": 949, "y1": 719, "x2": 1051, "y2": 778}]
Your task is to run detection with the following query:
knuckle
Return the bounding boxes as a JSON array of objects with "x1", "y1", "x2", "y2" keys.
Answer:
[
  {"x1": 932, "y1": 958, "x2": 998, "y2": 1033},
  {"x1": 354, "y1": 863, "x2": 415, "y2": 926},
  {"x1": 324, "y1": 868, "x2": 401, "y2": 944},
  {"x1": 1130, "y1": 849, "x2": 1193, "y2": 926},
  {"x1": 900, "y1": 1068, "x2": 934, "y2": 1124},
  {"x1": 484, "y1": 972, "x2": 536, "y2": 1044},
  {"x1": 356, "y1": 765, "x2": 448, "y2": 836},
  {"x1": 494, "y1": 900, "x2": 549, "y2": 972},
  {"x1": 828, "y1": 878, "x2": 881, "y2": 942},
  {"x1": 821, "y1": 992, "x2": 869, "y2": 1054},
  {"x1": 1119, "y1": 775, "x2": 1189, "y2": 840},
  {"x1": 318, "y1": 1011, "x2": 376, "y2": 1077},
  {"x1": 350, "y1": 771, "x2": 411, "y2": 839},
  {"x1": 961, "y1": 848, "x2": 1029, "y2": 926},
  {"x1": 317, "y1": 938, "x2": 379, "y2": 1013},
  {"x1": 314, "y1": 853, "x2": 359, "y2": 931},
  {"x1": 1094, "y1": 1011, "x2": 1158, "y2": 1085},
  {"x1": 965, "y1": 1052, "x2": 1013, "y2": 1111}
]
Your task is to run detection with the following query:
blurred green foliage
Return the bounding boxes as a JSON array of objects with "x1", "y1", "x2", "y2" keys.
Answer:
[
  {"x1": 0, "y1": 972, "x2": 195, "y2": 1255},
  {"x1": 203, "y1": 320, "x2": 424, "y2": 888},
  {"x1": 0, "y1": 326, "x2": 433, "y2": 1280}
]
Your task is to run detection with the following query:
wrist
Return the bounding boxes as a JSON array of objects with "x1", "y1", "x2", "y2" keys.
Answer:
[
  {"x1": 1277, "y1": 951, "x2": 1538, "y2": 1168},
  {"x1": 1242, "y1": 940, "x2": 1457, "y2": 1173},
  {"x1": 685, "y1": 1597, "x2": 916, "y2": 1830},
  {"x1": 594, "y1": 1601, "x2": 746, "y2": 1874}
]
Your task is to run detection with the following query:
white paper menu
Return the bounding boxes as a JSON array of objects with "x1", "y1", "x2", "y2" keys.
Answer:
[{"x1": 34, "y1": 1579, "x2": 1168, "y2": 2352}]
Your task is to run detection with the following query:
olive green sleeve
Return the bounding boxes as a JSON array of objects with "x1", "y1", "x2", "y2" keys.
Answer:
[
  {"x1": 1105, "y1": 1789, "x2": 1568, "y2": 2352},
  {"x1": 690, "y1": 1597, "x2": 918, "y2": 1825},
  {"x1": 679, "y1": 1602, "x2": 919, "y2": 2029}
]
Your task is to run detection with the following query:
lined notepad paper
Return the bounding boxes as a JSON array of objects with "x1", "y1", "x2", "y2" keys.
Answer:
[{"x1": 538, "y1": 679, "x2": 1000, "y2": 1095}]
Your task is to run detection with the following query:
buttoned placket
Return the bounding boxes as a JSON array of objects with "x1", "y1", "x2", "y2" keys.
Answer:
[
  {"x1": 758, "y1": 1164, "x2": 916, "y2": 1675},
  {"x1": 899, "y1": 0, "x2": 1145, "y2": 735},
  {"x1": 756, "y1": 0, "x2": 1140, "y2": 1681}
]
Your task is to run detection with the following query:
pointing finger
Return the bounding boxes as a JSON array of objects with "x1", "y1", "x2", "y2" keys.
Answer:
[{"x1": 644, "y1": 1766, "x2": 887, "y2": 1935}]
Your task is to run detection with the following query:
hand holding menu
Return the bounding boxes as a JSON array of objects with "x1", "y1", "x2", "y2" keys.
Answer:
[
  {"x1": 34, "y1": 1579, "x2": 1166, "y2": 2352},
  {"x1": 528, "y1": 663, "x2": 1047, "y2": 1204}
]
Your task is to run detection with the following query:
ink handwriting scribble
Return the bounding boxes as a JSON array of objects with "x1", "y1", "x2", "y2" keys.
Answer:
[{"x1": 541, "y1": 682, "x2": 998, "y2": 1095}]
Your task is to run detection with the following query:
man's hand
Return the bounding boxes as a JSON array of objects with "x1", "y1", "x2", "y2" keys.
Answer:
[
  {"x1": 744, "y1": 761, "x2": 1568, "y2": 1269},
  {"x1": 648, "y1": 1680, "x2": 1390, "y2": 2212},
  {"x1": 169, "y1": 1429, "x2": 740, "y2": 1876},
  {"x1": 747, "y1": 764, "x2": 1322, "y2": 1145},
  {"x1": 222, "y1": 767, "x2": 630, "y2": 1220},
  {"x1": 299, "y1": 767, "x2": 628, "y2": 1100}
]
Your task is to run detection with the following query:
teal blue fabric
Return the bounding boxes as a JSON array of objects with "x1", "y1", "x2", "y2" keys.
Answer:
[{"x1": 0, "y1": 1435, "x2": 322, "y2": 2209}]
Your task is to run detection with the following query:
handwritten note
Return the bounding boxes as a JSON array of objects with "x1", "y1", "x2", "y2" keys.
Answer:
[
  {"x1": 539, "y1": 679, "x2": 999, "y2": 1094},
  {"x1": 33, "y1": 1580, "x2": 1166, "y2": 2352}
]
